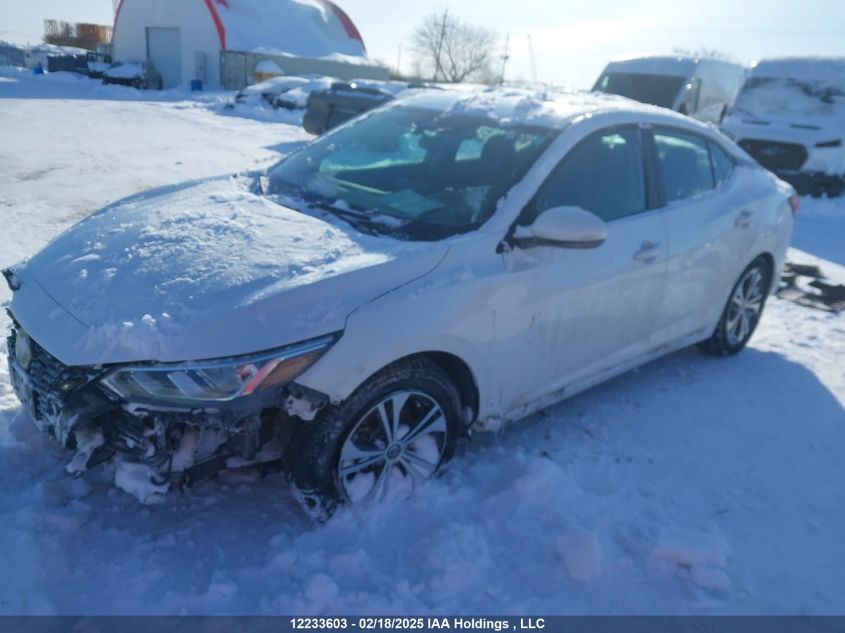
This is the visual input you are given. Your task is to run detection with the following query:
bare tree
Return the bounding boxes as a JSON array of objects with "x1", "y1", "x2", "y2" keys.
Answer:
[{"x1": 412, "y1": 11, "x2": 497, "y2": 83}]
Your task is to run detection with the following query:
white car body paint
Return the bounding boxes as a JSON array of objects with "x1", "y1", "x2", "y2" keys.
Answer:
[
  {"x1": 7, "y1": 90, "x2": 794, "y2": 430},
  {"x1": 296, "y1": 107, "x2": 795, "y2": 424}
]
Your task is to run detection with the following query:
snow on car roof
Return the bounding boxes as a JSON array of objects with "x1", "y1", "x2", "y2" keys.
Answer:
[{"x1": 401, "y1": 86, "x2": 692, "y2": 129}]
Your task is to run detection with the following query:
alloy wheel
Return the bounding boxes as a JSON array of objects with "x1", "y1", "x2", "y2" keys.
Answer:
[
  {"x1": 337, "y1": 390, "x2": 448, "y2": 504},
  {"x1": 726, "y1": 266, "x2": 766, "y2": 346}
]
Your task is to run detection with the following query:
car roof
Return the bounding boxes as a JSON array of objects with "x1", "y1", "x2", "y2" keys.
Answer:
[
  {"x1": 600, "y1": 54, "x2": 744, "y2": 76},
  {"x1": 400, "y1": 86, "x2": 703, "y2": 132}
]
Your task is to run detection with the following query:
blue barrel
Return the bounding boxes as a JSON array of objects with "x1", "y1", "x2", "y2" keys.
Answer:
[{"x1": 190, "y1": 79, "x2": 203, "y2": 91}]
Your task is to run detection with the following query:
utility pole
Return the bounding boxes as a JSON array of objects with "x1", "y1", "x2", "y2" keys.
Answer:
[
  {"x1": 433, "y1": 8, "x2": 448, "y2": 82},
  {"x1": 527, "y1": 34, "x2": 538, "y2": 84},
  {"x1": 500, "y1": 32, "x2": 510, "y2": 84}
]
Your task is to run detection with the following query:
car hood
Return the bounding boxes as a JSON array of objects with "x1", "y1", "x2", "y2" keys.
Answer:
[{"x1": 12, "y1": 176, "x2": 448, "y2": 366}]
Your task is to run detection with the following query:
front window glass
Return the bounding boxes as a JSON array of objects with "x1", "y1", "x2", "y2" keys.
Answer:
[
  {"x1": 268, "y1": 105, "x2": 556, "y2": 241},
  {"x1": 595, "y1": 73, "x2": 687, "y2": 109},
  {"x1": 527, "y1": 127, "x2": 647, "y2": 223},
  {"x1": 654, "y1": 131, "x2": 715, "y2": 202}
]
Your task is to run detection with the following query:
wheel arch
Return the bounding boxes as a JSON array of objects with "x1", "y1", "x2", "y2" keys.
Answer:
[{"x1": 348, "y1": 351, "x2": 480, "y2": 427}]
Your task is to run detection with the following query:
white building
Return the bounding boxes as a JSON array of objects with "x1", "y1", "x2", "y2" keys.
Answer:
[{"x1": 112, "y1": 0, "x2": 384, "y2": 89}]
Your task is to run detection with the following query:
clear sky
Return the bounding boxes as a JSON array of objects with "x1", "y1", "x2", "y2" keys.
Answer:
[{"x1": 1, "y1": 0, "x2": 843, "y2": 88}]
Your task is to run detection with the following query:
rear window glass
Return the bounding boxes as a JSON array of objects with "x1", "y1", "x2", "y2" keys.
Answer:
[
  {"x1": 709, "y1": 142, "x2": 734, "y2": 186},
  {"x1": 654, "y1": 131, "x2": 715, "y2": 203}
]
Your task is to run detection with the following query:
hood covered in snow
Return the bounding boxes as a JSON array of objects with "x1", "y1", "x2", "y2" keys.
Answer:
[{"x1": 13, "y1": 176, "x2": 447, "y2": 366}]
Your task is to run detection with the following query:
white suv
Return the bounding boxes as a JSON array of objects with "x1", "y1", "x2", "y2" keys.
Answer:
[
  {"x1": 4, "y1": 89, "x2": 796, "y2": 518},
  {"x1": 721, "y1": 57, "x2": 845, "y2": 198}
]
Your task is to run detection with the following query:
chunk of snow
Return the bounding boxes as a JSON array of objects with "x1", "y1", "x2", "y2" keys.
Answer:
[
  {"x1": 255, "y1": 60, "x2": 284, "y2": 76},
  {"x1": 653, "y1": 526, "x2": 732, "y2": 568},
  {"x1": 114, "y1": 461, "x2": 169, "y2": 504},
  {"x1": 556, "y1": 531, "x2": 603, "y2": 581},
  {"x1": 690, "y1": 564, "x2": 732, "y2": 592}
]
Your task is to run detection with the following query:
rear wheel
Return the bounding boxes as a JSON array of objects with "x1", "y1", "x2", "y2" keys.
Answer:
[
  {"x1": 286, "y1": 358, "x2": 461, "y2": 520},
  {"x1": 698, "y1": 256, "x2": 772, "y2": 356}
]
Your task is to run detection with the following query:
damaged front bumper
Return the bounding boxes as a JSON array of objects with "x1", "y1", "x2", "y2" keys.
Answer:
[{"x1": 6, "y1": 319, "x2": 332, "y2": 479}]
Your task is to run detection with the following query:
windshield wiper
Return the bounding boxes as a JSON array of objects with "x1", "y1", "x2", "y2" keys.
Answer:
[{"x1": 311, "y1": 201, "x2": 398, "y2": 236}]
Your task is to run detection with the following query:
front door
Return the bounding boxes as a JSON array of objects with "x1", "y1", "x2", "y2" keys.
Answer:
[{"x1": 500, "y1": 126, "x2": 668, "y2": 413}]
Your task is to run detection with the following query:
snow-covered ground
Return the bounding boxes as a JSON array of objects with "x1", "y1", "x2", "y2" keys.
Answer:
[{"x1": 1, "y1": 71, "x2": 844, "y2": 615}]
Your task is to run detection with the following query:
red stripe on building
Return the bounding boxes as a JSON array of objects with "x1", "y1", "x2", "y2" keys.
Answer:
[
  {"x1": 203, "y1": 0, "x2": 228, "y2": 49},
  {"x1": 112, "y1": 0, "x2": 125, "y2": 43},
  {"x1": 320, "y1": 0, "x2": 366, "y2": 52}
]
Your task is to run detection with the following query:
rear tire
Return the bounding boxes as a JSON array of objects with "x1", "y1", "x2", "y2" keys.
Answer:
[
  {"x1": 286, "y1": 357, "x2": 462, "y2": 521},
  {"x1": 698, "y1": 256, "x2": 773, "y2": 356}
]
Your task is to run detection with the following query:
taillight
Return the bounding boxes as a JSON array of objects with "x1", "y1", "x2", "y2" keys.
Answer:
[{"x1": 788, "y1": 194, "x2": 800, "y2": 216}]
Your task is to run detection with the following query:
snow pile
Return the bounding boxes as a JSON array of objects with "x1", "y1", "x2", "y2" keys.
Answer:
[
  {"x1": 653, "y1": 527, "x2": 732, "y2": 591},
  {"x1": 28, "y1": 43, "x2": 90, "y2": 58},
  {"x1": 255, "y1": 60, "x2": 284, "y2": 76}
]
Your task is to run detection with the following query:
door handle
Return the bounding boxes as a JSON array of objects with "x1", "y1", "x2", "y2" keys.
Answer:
[
  {"x1": 735, "y1": 209, "x2": 754, "y2": 228},
  {"x1": 633, "y1": 241, "x2": 661, "y2": 264}
]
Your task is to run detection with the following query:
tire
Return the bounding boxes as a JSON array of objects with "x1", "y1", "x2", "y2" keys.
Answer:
[
  {"x1": 698, "y1": 256, "x2": 773, "y2": 356},
  {"x1": 286, "y1": 357, "x2": 462, "y2": 521}
]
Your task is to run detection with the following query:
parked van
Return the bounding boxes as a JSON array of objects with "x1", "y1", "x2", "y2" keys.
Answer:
[
  {"x1": 721, "y1": 57, "x2": 845, "y2": 197},
  {"x1": 593, "y1": 55, "x2": 746, "y2": 124}
]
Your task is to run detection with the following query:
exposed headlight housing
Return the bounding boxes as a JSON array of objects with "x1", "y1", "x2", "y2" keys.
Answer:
[{"x1": 100, "y1": 334, "x2": 338, "y2": 404}]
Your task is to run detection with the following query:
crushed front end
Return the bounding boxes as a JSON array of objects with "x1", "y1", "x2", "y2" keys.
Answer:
[{"x1": 6, "y1": 315, "x2": 335, "y2": 485}]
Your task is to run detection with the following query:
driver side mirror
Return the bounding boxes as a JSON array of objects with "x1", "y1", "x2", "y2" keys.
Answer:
[{"x1": 513, "y1": 206, "x2": 608, "y2": 249}]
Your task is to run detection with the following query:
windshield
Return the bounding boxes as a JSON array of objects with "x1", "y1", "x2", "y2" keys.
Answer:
[
  {"x1": 594, "y1": 72, "x2": 686, "y2": 109},
  {"x1": 267, "y1": 104, "x2": 556, "y2": 240},
  {"x1": 732, "y1": 76, "x2": 845, "y2": 121}
]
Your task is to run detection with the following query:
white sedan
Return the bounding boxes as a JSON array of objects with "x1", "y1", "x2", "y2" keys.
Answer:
[{"x1": 4, "y1": 88, "x2": 796, "y2": 518}]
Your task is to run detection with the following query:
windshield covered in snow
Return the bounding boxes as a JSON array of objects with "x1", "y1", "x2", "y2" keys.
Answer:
[
  {"x1": 594, "y1": 73, "x2": 686, "y2": 108},
  {"x1": 267, "y1": 104, "x2": 556, "y2": 240},
  {"x1": 732, "y1": 76, "x2": 845, "y2": 121}
]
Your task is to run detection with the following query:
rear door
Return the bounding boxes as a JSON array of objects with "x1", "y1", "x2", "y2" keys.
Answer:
[{"x1": 649, "y1": 127, "x2": 758, "y2": 346}]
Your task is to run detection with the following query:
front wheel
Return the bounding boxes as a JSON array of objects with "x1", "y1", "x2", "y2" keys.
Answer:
[
  {"x1": 698, "y1": 256, "x2": 772, "y2": 356},
  {"x1": 286, "y1": 358, "x2": 462, "y2": 520}
]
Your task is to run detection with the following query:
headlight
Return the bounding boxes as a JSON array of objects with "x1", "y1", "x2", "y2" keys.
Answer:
[{"x1": 100, "y1": 334, "x2": 337, "y2": 404}]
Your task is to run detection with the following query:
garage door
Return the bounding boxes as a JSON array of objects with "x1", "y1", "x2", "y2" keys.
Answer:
[{"x1": 146, "y1": 27, "x2": 182, "y2": 89}]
